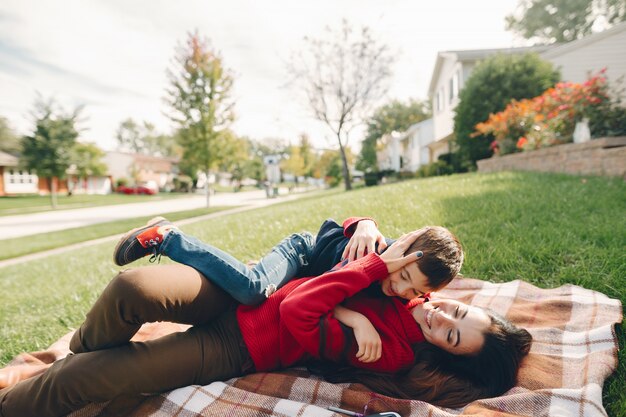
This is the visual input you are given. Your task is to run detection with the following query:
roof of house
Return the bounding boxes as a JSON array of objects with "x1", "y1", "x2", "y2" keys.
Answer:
[
  {"x1": 0, "y1": 150, "x2": 18, "y2": 167},
  {"x1": 540, "y1": 20, "x2": 626, "y2": 59},
  {"x1": 427, "y1": 45, "x2": 554, "y2": 95}
]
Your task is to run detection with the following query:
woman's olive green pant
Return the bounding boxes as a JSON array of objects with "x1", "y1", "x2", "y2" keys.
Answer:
[{"x1": 0, "y1": 264, "x2": 252, "y2": 417}]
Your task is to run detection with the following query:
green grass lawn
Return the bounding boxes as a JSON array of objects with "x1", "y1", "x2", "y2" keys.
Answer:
[
  {"x1": 0, "y1": 193, "x2": 195, "y2": 216},
  {"x1": 0, "y1": 206, "x2": 233, "y2": 261},
  {"x1": 0, "y1": 172, "x2": 623, "y2": 415}
]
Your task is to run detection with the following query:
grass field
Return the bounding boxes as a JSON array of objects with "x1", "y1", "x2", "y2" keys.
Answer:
[
  {"x1": 0, "y1": 193, "x2": 193, "y2": 216},
  {"x1": 0, "y1": 171, "x2": 623, "y2": 415},
  {"x1": 0, "y1": 206, "x2": 232, "y2": 261}
]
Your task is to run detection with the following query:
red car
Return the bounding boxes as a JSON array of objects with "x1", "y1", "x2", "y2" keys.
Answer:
[{"x1": 117, "y1": 184, "x2": 158, "y2": 195}]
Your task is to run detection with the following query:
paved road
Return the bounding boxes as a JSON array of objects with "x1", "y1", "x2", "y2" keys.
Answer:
[{"x1": 0, "y1": 189, "x2": 302, "y2": 241}]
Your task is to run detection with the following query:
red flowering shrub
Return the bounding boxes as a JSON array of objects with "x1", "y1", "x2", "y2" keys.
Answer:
[{"x1": 473, "y1": 69, "x2": 613, "y2": 154}]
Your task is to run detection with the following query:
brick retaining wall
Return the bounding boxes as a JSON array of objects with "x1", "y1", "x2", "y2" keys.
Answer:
[{"x1": 477, "y1": 136, "x2": 626, "y2": 177}]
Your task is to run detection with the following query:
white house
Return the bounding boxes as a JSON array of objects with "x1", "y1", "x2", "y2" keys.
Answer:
[
  {"x1": 427, "y1": 45, "x2": 553, "y2": 161},
  {"x1": 374, "y1": 23, "x2": 626, "y2": 174},
  {"x1": 377, "y1": 46, "x2": 552, "y2": 172},
  {"x1": 0, "y1": 150, "x2": 39, "y2": 196},
  {"x1": 376, "y1": 132, "x2": 401, "y2": 172},
  {"x1": 540, "y1": 21, "x2": 626, "y2": 87},
  {"x1": 376, "y1": 119, "x2": 434, "y2": 172}
]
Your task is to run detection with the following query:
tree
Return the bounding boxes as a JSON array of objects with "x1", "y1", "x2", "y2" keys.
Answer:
[
  {"x1": 288, "y1": 20, "x2": 394, "y2": 190},
  {"x1": 357, "y1": 99, "x2": 431, "y2": 172},
  {"x1": 245, "y1": 138, "x2": 276, "y2": 182},
  {"x1": 21, "y1": 97, "x2": 81, "y2": 208},
  {"x1": 298, "y1": 133, "x2": 316, "y2": 177},
  {"x1": 165, "y1": 31, "x2": 235, "y2": 207},
  {"x1": 0, "y1": 117, "x2": 21, "y2": 154},
  {"x1": 506, "y1": 0, "x2": 626, "y2": 43},
  {"x1": 116, "y1": 118, "x2": 179, "y2": 157},
  {"x1": 280, "y1": 145, "x2": 306, "y2": 182},
  {"x1": 115, "y1": 118, "x2": 142, "y2": 153},
  {"x1": 453, "y1": 53, "x2": 560, "y2": 168},
  {"x1": 69, "y1": 142, "x2": 107, "y2": 194},
  {"x1": 141, "y1": 122, "x2": 180, "y2": 157},
  {"x1": 214, "y1": 130, "x2": 251, "y2": 183},
  {"x1": 316, "y1": 147, "x2": 355, "y2": 187}
]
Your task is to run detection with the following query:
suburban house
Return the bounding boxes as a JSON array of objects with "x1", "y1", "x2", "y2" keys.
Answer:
[
  {"x1": 103, "y1": 151, "x2": 179, "y2": 191},
  {"x1": 540, "y1": 20, "x2": 626, "y2": 86},
  {"x1": 376, "y1": 45, "x2": 551, "y2": 173},
  {"x1": 0, "y1": 149, "x2": 100, "y2": 196},
  {"x1": 376, "y1": 119, "x2": 433, "y2": 172},
  {"x1": 0, "y1": 151, "x2": 38, "y2": 196},
  {"x1": 1, "y1": 149, "x2": 179, "y2": 196},
  {"x1": 1, "y1": 150, "x2": 110, "y2": 196},
  {"x1": 65, "y1": 169, "x2": 112, "y2": 195},
  {"x1": 376, "y1": 21, "x2": 626, "y2": 174},
  {"x1": 426, "y1": 45, "x2": 553, "y2": 162}
]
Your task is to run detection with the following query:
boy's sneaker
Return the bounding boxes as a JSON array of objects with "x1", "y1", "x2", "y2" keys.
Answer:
[{"x1": 113, "y1": 217, "x2": 174, "y2": 266}]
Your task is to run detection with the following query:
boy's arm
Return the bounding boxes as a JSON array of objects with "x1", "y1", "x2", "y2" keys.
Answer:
[
  {"x1": 342, "y1": 217, "x2": 388, "y2": 261},
  {"x1": 333, "y1": 305, "x2": 382, "y2": 363},
  {"x1": 280, "y1": 252, "x2": 418, "y2": 372},
  {"x1": 280, "y1": 253, "x2": 387, "y2": 363}
]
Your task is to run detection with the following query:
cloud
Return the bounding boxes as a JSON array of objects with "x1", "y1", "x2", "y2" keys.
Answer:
[
  {"x1": 0, "y1": 40, "x2": 148, "y2": 99},
  {"x1": 0, "y1": 0, "x2": 520, "y2": 150}
]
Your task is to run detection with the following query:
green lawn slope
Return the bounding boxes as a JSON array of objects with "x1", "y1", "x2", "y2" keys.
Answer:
[{"x1": 0, "y1": 171, "x2": 623, "y2": 415}]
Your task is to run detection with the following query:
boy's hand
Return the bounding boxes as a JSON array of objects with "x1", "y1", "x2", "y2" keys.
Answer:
[
  {"x1": 353, "y1": 316, "x2": 382, "y2": 363},
  {"x1": 379, "y1": 228, "x2": 427, "y2": 273},
  {"x1": 342, "y1": 220, "x2": 388, "y2": 261},
  {"x1": 333, "y1": 305, "x2": 382, "y2": 363}
]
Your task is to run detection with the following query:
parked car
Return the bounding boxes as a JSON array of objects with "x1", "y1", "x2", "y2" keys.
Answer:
[{"x1": 117, "y1": 182, "x2": 158, "y2": 195}]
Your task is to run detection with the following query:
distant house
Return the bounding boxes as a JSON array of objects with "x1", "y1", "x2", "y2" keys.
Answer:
[
  {"x1": 0, "y1": 151, "x2": 39, "y2": 196},
  {"x1": 66, "y1": 169, "x2": 112, "y2": 195},
  {"x1": 541, "y1": 21, "x2": 626, "y2": 87},
  {"x1": 376, "y1": 45, "x2": 554, "y2": 173},
  {"x1": 427, "y1": 45, "x2": 553, "y2": 161},
  {"x1": 376, "y1": 119, "x2": 434, "y2": 172},
  {"x1": 375, "y1": 23, "x2": 626, "y2": 174},
  {"x1": 103, "y1": 151, "x2": 179, "y2": 191}
]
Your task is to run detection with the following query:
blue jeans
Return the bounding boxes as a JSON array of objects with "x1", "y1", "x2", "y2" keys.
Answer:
[{"x1": 160, "y1": 230, "x2": 315, "y2": 305}]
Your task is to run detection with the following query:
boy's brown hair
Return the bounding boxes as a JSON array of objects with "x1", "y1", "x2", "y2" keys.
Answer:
[{"x1": 405, "y1": 226, "x2": 463, "y2": 290}]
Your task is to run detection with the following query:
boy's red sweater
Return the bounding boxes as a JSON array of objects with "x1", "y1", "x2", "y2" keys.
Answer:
[{"x1": 236, "y1": 253, "x2": 425, "y2": 373}]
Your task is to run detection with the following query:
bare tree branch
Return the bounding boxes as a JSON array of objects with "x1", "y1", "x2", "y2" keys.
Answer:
[{"x1": 287, "y1": 20, "x2": 394, "y2": 190}]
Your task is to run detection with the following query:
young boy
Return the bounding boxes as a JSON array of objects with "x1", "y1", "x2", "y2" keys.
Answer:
[{"x1": 113, "y1": 217, "x2": 464, "y2": 362}]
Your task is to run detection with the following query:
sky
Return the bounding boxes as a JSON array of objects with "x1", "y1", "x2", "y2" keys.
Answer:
[{"x1": 0, "y1": 0, "x2": 528, "y2": 151}]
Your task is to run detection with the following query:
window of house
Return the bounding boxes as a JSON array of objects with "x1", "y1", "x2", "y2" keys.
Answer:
[
  {"x1": 450, "y1": 73, "x2": 459, "y2": 104},
  {"x1": 436, "y1": 87, "x2": 445, "y2": 112},
  {"x1": 449, "y1": 78, "x2": 454, "y2": 103},
  {"x1": 7, "y1": 169, "x2": 33, "y2": 184}
]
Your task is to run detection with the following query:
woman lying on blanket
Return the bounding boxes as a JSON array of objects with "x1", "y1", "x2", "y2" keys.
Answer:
[{"x1": 0, "y1": 223, "x2": 532, "y2": 417}]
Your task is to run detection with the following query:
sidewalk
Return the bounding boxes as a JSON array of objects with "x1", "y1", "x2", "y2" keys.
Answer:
[
  {"x1": 0, "y1": 189, "x2": 313, "y2": 269},
  {"x1": 0, "y1": 188, "x2": 303, "y2": 240}
]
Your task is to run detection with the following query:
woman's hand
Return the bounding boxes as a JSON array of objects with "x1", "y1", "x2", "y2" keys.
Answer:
[
  {"x1": 333, "y1": 305, "x2": 382, "y2": 363},
  {"x1": 342, "y1": 220, "x2": 388, "y2": 261},
  {"x1": 379, "y1": 229, "x2": 426, "y2": 273}
]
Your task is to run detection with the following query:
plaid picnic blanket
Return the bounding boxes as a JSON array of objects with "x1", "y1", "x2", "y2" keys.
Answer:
[{"x1": 2, "y1": 277, "x2": 622, "y2": 417}]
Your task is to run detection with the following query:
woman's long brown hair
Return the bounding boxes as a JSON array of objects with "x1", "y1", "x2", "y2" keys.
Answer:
[{"x1": 312, "y1": 311, "x2": 532, "y2": 408}]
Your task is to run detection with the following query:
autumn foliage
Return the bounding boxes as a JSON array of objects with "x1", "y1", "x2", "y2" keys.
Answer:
[{"x1": 474, "y1": 70, "x2": 612, "y2": 154}]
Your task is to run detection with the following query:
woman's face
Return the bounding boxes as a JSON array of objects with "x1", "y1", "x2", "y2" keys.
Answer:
[{"x1": 411, "y1": 299, "x2": 490, "y2": 355}]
